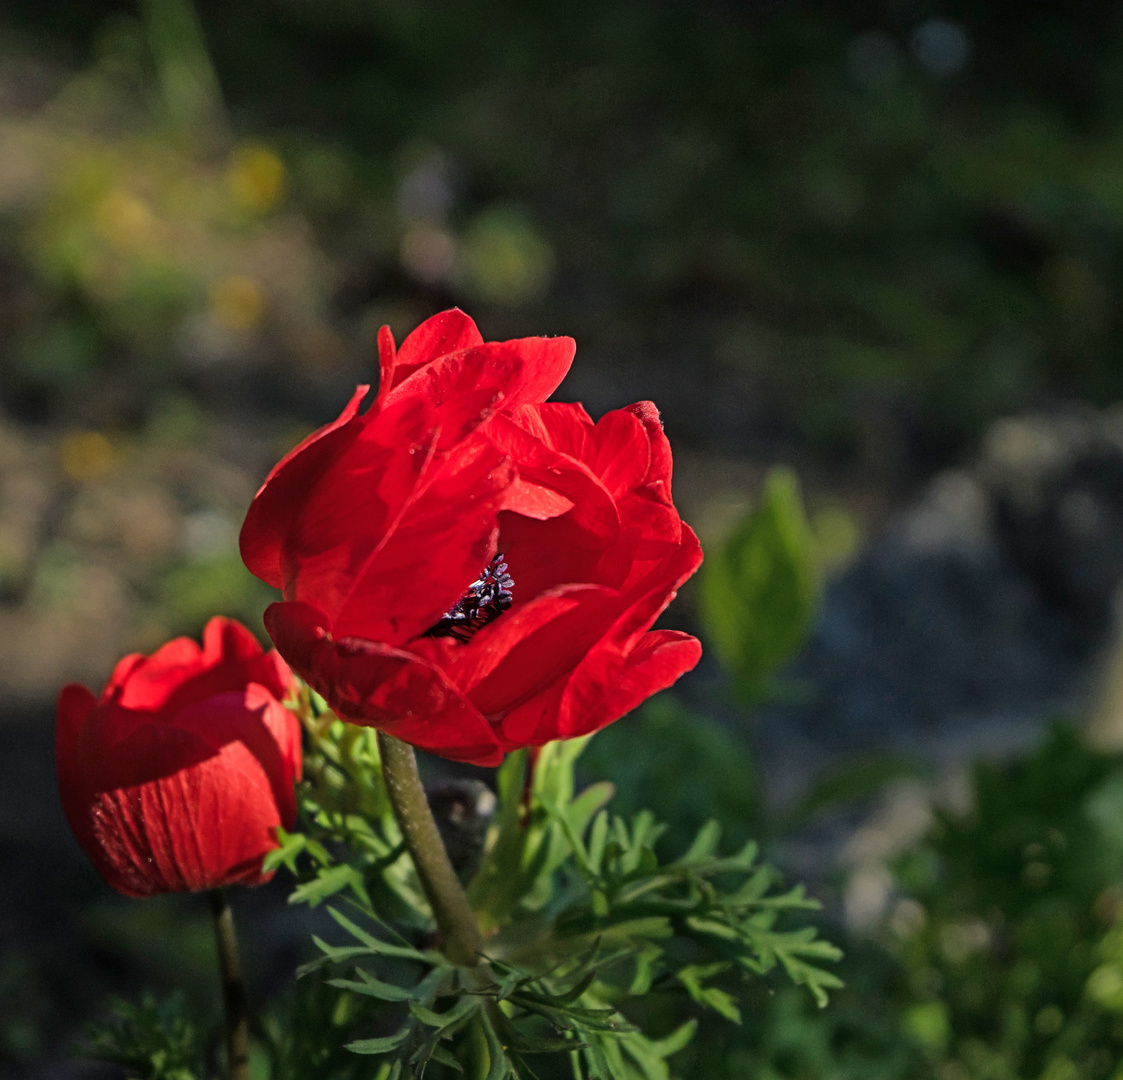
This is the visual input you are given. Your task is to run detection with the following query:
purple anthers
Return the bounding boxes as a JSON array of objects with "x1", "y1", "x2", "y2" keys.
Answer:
[{"x1": 423, "y1": 555, "x2": 515, "y2": 644}]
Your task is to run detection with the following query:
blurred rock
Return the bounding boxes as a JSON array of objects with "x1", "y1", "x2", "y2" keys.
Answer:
[
  {"x1": 981, "y1": 406, "x2": 1123, "y2": 641},
  {"x1": 757, "y1": 405, "x2": 1123, "y2": 806}
]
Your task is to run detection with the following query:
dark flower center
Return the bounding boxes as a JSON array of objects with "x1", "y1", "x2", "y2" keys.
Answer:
[{"x1": 423, "y1": 554, "x2": 514, "y2": 644}]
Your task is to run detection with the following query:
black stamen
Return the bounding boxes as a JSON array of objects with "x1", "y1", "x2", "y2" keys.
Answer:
[{"x1": 423, "y1": 554, "x2": 514, "y2": 644}]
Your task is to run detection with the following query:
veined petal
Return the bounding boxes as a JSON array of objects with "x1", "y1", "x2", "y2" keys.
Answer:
[{"x1": 87, "y1": 727, "x2": 286, "y2": 896}]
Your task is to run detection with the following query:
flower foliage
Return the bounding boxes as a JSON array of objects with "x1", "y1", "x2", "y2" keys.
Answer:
[
  {"x1": 240, "y1": 309, "x2": 702, "y2": 765},
  {"x1": 267, "y1": 710, "x2": 841, "y2": 1079},
  {"x1": 55, "y1": 616, "x2": 300, "y2": 897}
]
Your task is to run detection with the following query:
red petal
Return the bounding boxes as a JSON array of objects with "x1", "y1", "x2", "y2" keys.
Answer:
[
  {"x1": 379, "y1": 309, "x2": 485, "y2": 403},
  {"x1": 330, "y1": 434, "x2": 513, "y2": 645},
  {"x1": 626, "y1": 401, "x2": 674, "y2": 495},
  {"x1": 384, "y1": 337, "x2": 574, "y2": 414},
  {"x1": 264, "y1": 601, "x2": 503, "y2": 766},
  {"x1": 498, "y1": 630, "x2": 702, "y2": 749},
  {"x1": 106, "y1": 617, "x2": 293, "y2": 716},
  {"x1": 611, "y1": 524, "x2": 703, "y2": 648},
  {"x1": 490, "y1": 412, "x2": 619, "y2": 544},
  {"x1": 105, "y1": 636, "x2": 203, "y2": 709},
  {"x1": 85, "y1": 727, "x2": 286, "y2": 896},
  {"x1": 585, "y1": 408, "x2": 651, "y2": 498},
  {"x1": 498, "y1": 509, "x2": 636, "y2": 602},
  {"x1": 240, "y1": 385, "x2": 370, "y2": 588},
  {"x1": 273, "y1": 395, "x2": 439, "y2": 614},
  {"x1": 377, "y1": 324, "x2": 396, "y2": 405},
  {"x1": 504, "y1": 401, "x2": 594, "y2": 450},
  {"x1": 274, "y1": 388, "x2": 513, "y2": 634},
  {"x1": 504, "y1": 403, "x2": 650, "y2": 499},
  {"x1": 500, "y1": 477, "x2": 574, "y2": 520},
  {"x1": 173, "y1": 689, "x2": 302, "y2": 829},
  {"x1": 449, "y1": 585, "x2": 622, "y2": 717}
]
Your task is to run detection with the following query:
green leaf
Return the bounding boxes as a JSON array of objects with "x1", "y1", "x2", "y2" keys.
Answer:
[
  {"x1": 345, "y1": 1027, "x2": 412, "y2": 1055},
  {"x1": 408, "y1": 995, "x2": 479, "y2": 1030},
  {"x1": 325, "y1": 973, "x2": 415, "y2": 1002},
  {"x1": 263, "y1": 827, "x2": 306, "y2": 874},
  {"x1": 698, "y1": 467, "x2": 820, "y2": 702},
  {"x1": 326, "y1": 908, "x2": 437, "y2": 962},
  {"x1": 677, "y1": 820, "x2": 721, "y2": 865},
  {"x1": 643, "y1": 1019, "x2": 697, "y2": 1058},
  {"x1": 429, "y1": 1043, "x2": 464, "y2": 1071},
  {"x1": 481, "y1": 1012, "x2": 511, "y2": 1080},
  {"x1": 676, "y1": 965, "x2": 742, "y2": 1024},
  {"x1": 290, "y1": 864, "x2": 368, "y2": 907},
  {"x1": 566, "y1": 783, "x2": 616, "y2": 841}
]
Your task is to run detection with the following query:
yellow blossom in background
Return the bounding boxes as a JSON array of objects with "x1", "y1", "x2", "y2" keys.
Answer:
[
  {"x1": 209, "y1": 275, "x2": 267, "y2": 330},
  {"x1": 226, "y1": 144, "x2": 285, "y2": 215},
  {"x1": 94, "y1": 189, "x2": 160, "y2": 253},
  {"x1": 59, "y1": 431, "x2": 116, "y2": 482}
]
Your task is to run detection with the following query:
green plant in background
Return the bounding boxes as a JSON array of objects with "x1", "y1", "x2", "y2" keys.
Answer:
[
  {"x1": 887, "y1": 725, "x2": 1123, "y2": 1079},
  {"x1": 84, "y1": 994, "x2": 205, "y2": 1080},
  {"x1": 12, "y1": 0, "x2": 1123, "y2": 448},
  {"x1": 698, "y1": 468, "x2": 820, "y2": 704}
]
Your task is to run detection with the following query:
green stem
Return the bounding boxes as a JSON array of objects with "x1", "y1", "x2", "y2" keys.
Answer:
[
  {"x1": 377, "y1": 731, "x2": 484, "y2": 967},
  {"x1": 208, "y1": 888, "x2": 250, "y2": 1080}
]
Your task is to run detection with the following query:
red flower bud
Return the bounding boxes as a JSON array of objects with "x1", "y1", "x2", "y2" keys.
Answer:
[
  {"x1": 56, "y1": 617, "x2": 301, "y2": 898},
  {"x1": 240, "y1": 309, "x2": 702, "y2": 766}
]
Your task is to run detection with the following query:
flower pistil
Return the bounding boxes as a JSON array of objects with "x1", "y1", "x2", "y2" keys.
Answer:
[{"x1": 423, "y1": 554, "x2": 515, "y2": 644}]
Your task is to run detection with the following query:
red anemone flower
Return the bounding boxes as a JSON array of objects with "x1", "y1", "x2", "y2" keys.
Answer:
[
  {"x1": 240, "y1": 309, "x2": 701, "y2": 766},
  {"x1": 56, "y1": 617, "x2": 301, "y2": 898}
]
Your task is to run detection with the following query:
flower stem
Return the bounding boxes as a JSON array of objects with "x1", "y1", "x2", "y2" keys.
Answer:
[
  {"x1": 208, "y1": 888, "x2": 250, "y2": 1080},
  {"x1": 377, "y1": 731, "x2": 484, "y2": 966}
]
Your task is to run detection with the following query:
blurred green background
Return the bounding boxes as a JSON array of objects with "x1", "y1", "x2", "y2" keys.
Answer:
[
  {"x1": 5, "y1": 1, "x2": 1123, "y2": 1077},
  {"x1": 3, "y1": 0, "x2": 1122, "y2": 695}
]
